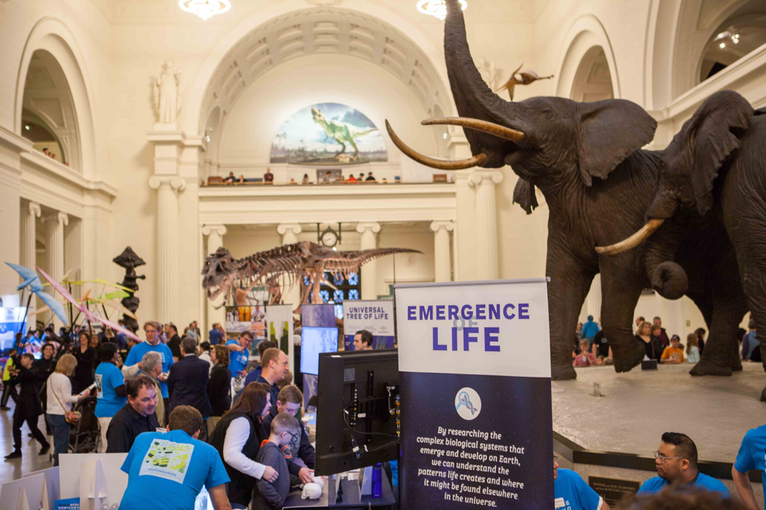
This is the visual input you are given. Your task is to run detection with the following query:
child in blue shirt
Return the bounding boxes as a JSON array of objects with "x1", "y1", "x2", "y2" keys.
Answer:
[{"x1": 254, "y1": 413, "x2": 301, "y2": 510}]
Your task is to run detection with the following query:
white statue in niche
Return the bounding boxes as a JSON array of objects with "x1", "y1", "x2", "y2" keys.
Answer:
[
  {"x1": 476, "y1": 57, "x2": 499, "y2": 90},
  {"x1": 153, "y1": 60, "x2": 182, "y2": 124}
]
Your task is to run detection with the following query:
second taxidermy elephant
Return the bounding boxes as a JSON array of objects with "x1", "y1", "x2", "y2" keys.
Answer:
[
  {"x1": 604, "y1": 90, "x2": 766, "y2": 388},
  {"x1": 386, "y1": 0, "x2": 744, "y2": 380}
]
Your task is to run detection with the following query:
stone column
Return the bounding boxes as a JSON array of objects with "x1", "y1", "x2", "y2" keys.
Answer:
[
  {"x1": 149, "y1": 176, "x2": 186, "y2": 324},
  {"x1": 20, "y1": 202, "x2": 41, "y2": 270},
  {"x1": 202, "y1": 224, "x2": 227, "y2": 330},
  {"x1": 277, "y1": 224, "x2": 303, "y2": 308},
  {"x1": 43, "y1": 212, "x2": 68, "y2": 328},
  {"x1": 430, "y1": 221, "x2": 454, "y2": 282},
  {"x1": 356, "y1": 222, "x2": 381, "y2": 299},
  {"x1": 468, "y1": 171, "x2": 503, "y2": 280}
]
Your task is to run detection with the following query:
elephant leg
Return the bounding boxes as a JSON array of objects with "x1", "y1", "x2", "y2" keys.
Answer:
[
  {"x1": 689, "y1": 297, "x2": 746, "y2": 376},
  {"x1": 598, "y1": 261, "x2": 646, "y2": 373},
  {"x1": 546, "y1": 248, "x2": 594, "y2": 381}
]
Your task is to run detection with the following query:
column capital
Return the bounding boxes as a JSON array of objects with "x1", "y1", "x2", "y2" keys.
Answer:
[
  {"x1": 468, "y1": 170, "x2": 504, "y2": 187},
  {"x1": 277, "y1": 224, "x2": 303, "y2": 236},
  {"x1": 148, "y1": 175, "x2": 186, "y2": 191},
  {"x1": 201, "y1": 224, "x2": 227, "y2": 237},
  {"x1": 28, "y1": 202, "x2": 42, "y2": 218},
  {"x1": 43, "y1": 212, "x2": 69, "y2": 226},
  {"x1": 356, "y1": 222, "x2": 381, "y2": 234},
  {"x1": 430, "y1": 220, "x2": 455, "y2": 233}
]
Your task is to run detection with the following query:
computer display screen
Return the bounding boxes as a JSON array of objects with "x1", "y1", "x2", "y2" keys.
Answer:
[{"x1": 300, "y1": 327, "x2": 338, "y2": 375}]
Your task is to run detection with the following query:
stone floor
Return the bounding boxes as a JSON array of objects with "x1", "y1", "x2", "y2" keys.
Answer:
[
  {"x1": 0, "y1": 402, "x2": 52, "y2": 484},
  {"x1": 553, "y1": 361, "x2": 766, "y2": 462}
]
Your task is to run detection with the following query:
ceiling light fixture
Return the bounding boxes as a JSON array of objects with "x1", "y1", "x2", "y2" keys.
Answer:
[
  {"x1": 719, "y1": 42, "x2": 726, "y2": 49},
  {"x1": 25, "y1": 125, "x2": 30, "y2": 131},
  {"x1": 732, "y1": 34, "x2": 740, "y2": 44},
  {"x1": 178, "y1": 0, "x2": 231, "y2": 21},
  {"x1": 417, "y1": 0, "x2": 467, "y2": 21}
]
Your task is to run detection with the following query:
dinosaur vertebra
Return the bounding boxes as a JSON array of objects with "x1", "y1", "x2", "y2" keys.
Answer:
[{"x1": 202, "y1": 241, "x2": 421, "y2": 307}]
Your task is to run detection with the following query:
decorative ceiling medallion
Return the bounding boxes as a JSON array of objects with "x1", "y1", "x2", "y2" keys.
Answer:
[
  {"x1": 178, "y1": 0, "x2": 231, "y2": 21},
  {"x1": 416, "y1": 0, "x2": 467, "y2": 21}
]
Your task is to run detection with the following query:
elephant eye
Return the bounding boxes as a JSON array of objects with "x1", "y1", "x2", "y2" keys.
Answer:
[{"x1": 541, "y1": 109, "x2": 555, "y2": 120}]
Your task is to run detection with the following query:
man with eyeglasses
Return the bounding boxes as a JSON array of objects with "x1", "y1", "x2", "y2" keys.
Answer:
[
  {"x1": 554, "y1": 456, "x2": 609, "y2": 510},
  {"x1": 638, "y1": 432, "x2": 728, "y2": 496}
]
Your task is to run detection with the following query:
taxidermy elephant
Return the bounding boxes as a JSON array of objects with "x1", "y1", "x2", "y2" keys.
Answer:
[
  {"x1": 387, "y1": 0, "x2": 743, "y2": 380},
  {"x1": 602, "y1": 91, "x2": 766, "y2": 388}
]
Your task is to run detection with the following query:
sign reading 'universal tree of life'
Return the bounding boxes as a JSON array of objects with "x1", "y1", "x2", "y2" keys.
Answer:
[
  {"x1": 395, "y1": 279, "x2": 553, "y2": 509},
  {"x1": 343, "y1": 300, "x2": 395, "y2": 350}
]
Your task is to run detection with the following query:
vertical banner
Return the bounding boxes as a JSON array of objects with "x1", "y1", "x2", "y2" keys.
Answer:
[
  {"x1": 265, "y1": 304, "x2": 295, "y2": 372},
  {"x1": 301, "y1": 304, "x2": 337, "y2": 406},
  {"x1": 396, "y1": 279, "x2": 553, "y2": 509},
  {"x1": 343, "y1": 300, "x2": 395, "y2": 350},
  {"x1": 0, "y1": 307, "x2": 27, "y2": 352}
]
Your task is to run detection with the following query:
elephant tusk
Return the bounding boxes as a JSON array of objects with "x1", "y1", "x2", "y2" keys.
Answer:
[
  {"x1": 421, "y1": 117, "x2": 526, "y2": 142},
  {"x1": 595, "y1": 219, "x2": 665, "y2": 255},
  {"x1": 385, "y1": 120, "x2": 487, "y2": 170}
]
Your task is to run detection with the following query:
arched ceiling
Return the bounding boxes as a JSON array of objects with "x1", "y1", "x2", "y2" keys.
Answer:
[{"x1": 201, "y1": 7, "x2": 451, "y2": 125}]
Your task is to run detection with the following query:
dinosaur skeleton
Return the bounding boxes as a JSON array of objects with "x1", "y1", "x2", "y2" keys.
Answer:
[{"x1": 202, "y1": 241, "x2": 421, "y2": 307}]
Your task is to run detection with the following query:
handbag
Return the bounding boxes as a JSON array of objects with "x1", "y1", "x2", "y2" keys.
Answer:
[{"x1": 51, "y1": 378, "x2": 80, "y2": 424}]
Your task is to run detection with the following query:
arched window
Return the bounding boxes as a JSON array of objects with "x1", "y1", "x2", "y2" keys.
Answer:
[
  {"x1": 699, "y1": 6, "x2": 766, "y2": 82},
  {"x1": 571, "y1": 47, "x2": 614, "y2": 103},
  {"x1": 20, "y1": 50, "x2": 80, "y2": 169}
]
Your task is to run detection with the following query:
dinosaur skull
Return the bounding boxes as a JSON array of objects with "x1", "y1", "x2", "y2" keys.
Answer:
[{"x1": 201, "y1": 247, "x2": 239, "y2": 300}]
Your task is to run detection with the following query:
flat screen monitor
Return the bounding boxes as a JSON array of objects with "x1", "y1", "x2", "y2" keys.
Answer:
[
  {"x1": 300, "y1": 327, "x2": 338, "y2": 376},
  {"x1": 315, "y1": 349, "x2": 399, "y2": 475}
]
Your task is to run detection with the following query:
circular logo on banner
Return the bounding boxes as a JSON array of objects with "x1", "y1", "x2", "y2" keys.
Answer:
[{"x1": 454, "y1": 387, "x2": 482, "y2": 421}]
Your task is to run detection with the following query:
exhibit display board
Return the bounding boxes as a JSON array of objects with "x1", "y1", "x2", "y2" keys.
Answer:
[
  {"x1": 343, "y1": 300, "x2": 395, "y2": 350},
  {"x1": 0, "y1": 307, "x2": 26, "y2": 351},
  {"x1": 395, "y1": 279, "x2": 553, "y2": 509},
  {"x1": 265, "y1": 304, "x2": 295, "y2": 371}
]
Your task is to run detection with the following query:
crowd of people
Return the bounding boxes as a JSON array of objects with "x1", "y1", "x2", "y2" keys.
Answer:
[
  {"x1": 0, "y1": 319, "x2": 319, "y2": 510},
  {"x1": 2, "y1": 316, "x2": 765, "y2": 509},
  {"x1": 219, "y1": 169, "x2": 391, "y2": 185},
  {"x1": 571, "y1": 314, "x2": 760, "y2": 368}
]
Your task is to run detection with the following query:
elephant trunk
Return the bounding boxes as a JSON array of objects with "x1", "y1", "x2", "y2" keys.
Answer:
[
  {"x1": 444, "y1": 0, "x2": 518, "y2": 167},
  {"x1": 643, "y1": 221, "x2": 688, "y2": 300}
]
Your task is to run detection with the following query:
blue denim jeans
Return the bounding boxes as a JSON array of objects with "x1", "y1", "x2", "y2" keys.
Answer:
[{"x1": 47, "y1": 414, "x2": 69, "y2": 466}]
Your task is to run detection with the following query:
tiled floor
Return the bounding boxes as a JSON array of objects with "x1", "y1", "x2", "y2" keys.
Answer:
[{"x1": 0, "y1": 400, "x2": 54, "y2": 484}]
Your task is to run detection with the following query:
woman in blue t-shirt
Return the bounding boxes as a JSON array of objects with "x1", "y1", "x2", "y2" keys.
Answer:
[{"x1": 94, "y1": 343, "x2": 127, "y2": 452}]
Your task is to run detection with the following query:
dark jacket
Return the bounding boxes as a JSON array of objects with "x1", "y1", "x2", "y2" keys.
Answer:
[
  {"x1": 209, "y1": 412, "x2": 262, "y2": 507},
  {"x1": 33, "y1": 357, "x2": 56, "y2": 396},
  {"x1": 260, "y1": 405, "x2": 316, "y2": 475},
  {"x1": 106, "y1": 403, "x2": 160, "y2": 453},
  {"x1": 167, "y1": 335, "x2": 182, "y2": 360},
  {"x1": 208, "y1": 364, "x2": 232, "y2": 416},
  {"x1": 635, "y1": 334, "x2": 663, "y2": 361},
  {"x1": 11, "y1": 366, "x2": 43, "y2": 419},
  {"x1": 72, "y1": 346, "x2": 96, "y2": 393},
  {"x1": 167, "y1": 354, "x2": 213, "y2": 418}
]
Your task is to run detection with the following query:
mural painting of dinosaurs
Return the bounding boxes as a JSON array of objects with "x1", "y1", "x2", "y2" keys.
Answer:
[{"x1": 311, "y1": 108, "x2": 378, "y2": 161}]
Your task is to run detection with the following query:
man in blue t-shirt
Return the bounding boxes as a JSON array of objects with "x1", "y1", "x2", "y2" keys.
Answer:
[
  {"x1": 123, "y1": 321, "x2": 174, "y2": 400},
  {"x1": 95, "y1": 343, "x2": 127, "y2": 453},
  {"x1": 226, "y1": 331, "x2": 252, "y2": 377},
  {"x1": 554, "y1": 457, "x2": 608, "y2": 510},
  {"x1": 638, "y1": 432, "x2": 729, "y2": 497},
  {"x1": 120, "y1": 405, "x2": 230, "y2": 510},
  {"x1": 208, "y1": 323, "x2": 222, "y2": 346},
  {"x1": 733, "y1": 424, "x2": 766, "y2": 509}
]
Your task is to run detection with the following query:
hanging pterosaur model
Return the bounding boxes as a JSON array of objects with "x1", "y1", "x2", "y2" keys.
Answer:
[
  {"x1": 202, "y1": 241, "x2": 421, "y2": 306},
  {"x1": 5, "y1": 262, "x2": 68, "y2": 326}
]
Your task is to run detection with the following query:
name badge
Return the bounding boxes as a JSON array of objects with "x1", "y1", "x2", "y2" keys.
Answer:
[{"x1": 555, "y1": 498, "x2": 566, "y2": 509}]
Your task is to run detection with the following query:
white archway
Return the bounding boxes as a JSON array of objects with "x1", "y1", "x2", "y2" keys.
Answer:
[
  {"x1": 554, "y1": 14, "x2": 621, "y2": 100},
  {"x1": 15, "y1": 17, "x2": 98, "y2": 180},
  {"x1": 182, "y1": 0, "x2": 454, "y2": 135}
]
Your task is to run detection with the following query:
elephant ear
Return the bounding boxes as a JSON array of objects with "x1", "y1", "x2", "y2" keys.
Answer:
[
  {"x1": 513, "y1": 177, "x2": 538, "y2": 214},
  {"x1": 576, "y1": 99, "x2": 657, "y2": 186},
  {"x1": 663, "y1": 90, "x2": 753, "y2": 215}
]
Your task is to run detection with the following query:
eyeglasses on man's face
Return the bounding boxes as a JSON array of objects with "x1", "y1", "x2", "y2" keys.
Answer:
[{"x1": 653, "y1": 451, "x2": 683, "y2": 463}]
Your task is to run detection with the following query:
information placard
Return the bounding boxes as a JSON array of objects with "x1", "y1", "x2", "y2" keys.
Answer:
[
  {"x1": 396, "y1": 279, "x2": 553, "y2": 509},
  {"x1": 343, "y1": 300, "x2": 395, "y2": 350}
]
